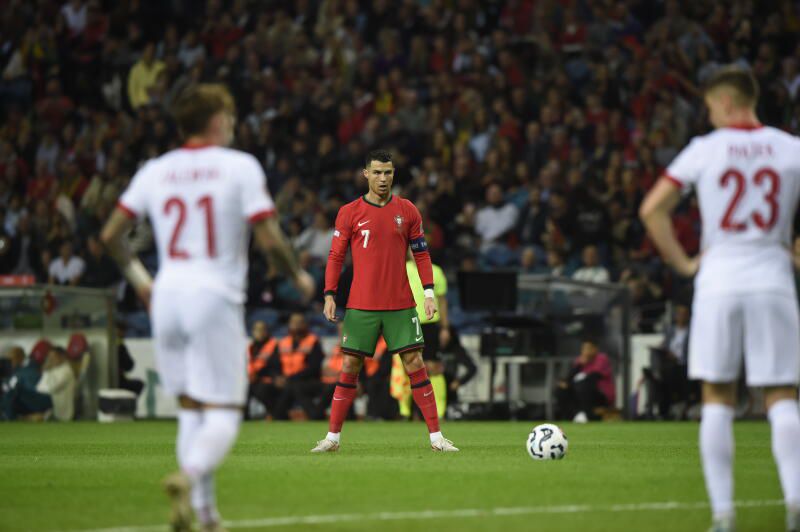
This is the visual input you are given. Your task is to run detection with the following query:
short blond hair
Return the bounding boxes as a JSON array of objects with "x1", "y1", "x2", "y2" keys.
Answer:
[{"x1": 171, "y1": 83, "x2": 235, "y2": 138}]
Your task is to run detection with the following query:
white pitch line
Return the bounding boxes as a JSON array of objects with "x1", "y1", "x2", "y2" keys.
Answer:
[{"x1": 67, "y1": 499, "x2": 785, "y2": 532}]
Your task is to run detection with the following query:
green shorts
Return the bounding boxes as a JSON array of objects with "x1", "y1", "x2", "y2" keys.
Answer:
[{"x1": 341, "y1": 308, "x2": 424, "y2": 357}]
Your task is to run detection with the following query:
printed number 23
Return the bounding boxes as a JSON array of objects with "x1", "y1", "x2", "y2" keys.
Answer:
[
  {"x1": 361, "y1": 229, "x2": 370, "y2": 248},
  {"x1": 720, "y1": 167, "x2": 780, "y2": 232}
]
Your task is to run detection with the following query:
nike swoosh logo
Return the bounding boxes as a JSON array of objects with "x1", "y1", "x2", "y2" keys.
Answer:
[
  {"x1": 357, "y1": 220, "x2": 370, "y2": 227},
  {"x1": 333, "y1": 397, "x2": 345, "y2": 401},
  {"x1": 424, "y1": 391, "x2": 433, "y2": 397},
  {"x1": 415, "y1": 335, "x2": 423, "y2": 341}
]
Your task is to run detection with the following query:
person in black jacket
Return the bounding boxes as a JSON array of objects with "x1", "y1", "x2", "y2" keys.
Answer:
[
  {"x1": 116, "y1": 322, "x2": 144, "y2": 396},
  {"x1": 438, "y1": 325, "x2": 477, "y2": 411}
]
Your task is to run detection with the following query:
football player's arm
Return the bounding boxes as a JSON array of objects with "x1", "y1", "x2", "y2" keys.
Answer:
[
  {"x1": 409, "y1": 207, "x2": 436, "y2": 320},
  {"x1": 639, "y1": 178, "x2": 698, "y2": 277},
  {"x1": 323, "y1": 208, "x2": 351, "y2": 322},
  {"x1": 101, "y1": 208, "x2": 153, "y2": 304}
]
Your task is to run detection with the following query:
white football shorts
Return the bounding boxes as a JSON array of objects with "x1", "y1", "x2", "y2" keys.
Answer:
[
  {"x1": 151, "y1": 286, "x2": 248, "y2": 405},
  {"x1": 689, "y1": 292, "x2": 800, "y2": 386}
]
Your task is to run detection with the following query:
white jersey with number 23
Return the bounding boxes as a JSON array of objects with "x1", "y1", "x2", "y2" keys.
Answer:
[
  {"x1": 666, "y1": 125, "x2": 800, "y2": 297},
  {"x1": 668, "y1": 125, "x2": 800, "y2": 386}
]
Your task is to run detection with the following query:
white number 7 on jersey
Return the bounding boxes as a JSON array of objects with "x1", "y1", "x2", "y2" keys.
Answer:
[{"x1": 361, "y1": 229, "x2": 370, "y2": 248}]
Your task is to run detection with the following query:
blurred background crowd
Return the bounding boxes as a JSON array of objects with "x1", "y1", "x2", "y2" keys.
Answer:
[{"x1": 1, "y1": 0, "x2": 800, "y2": 338}]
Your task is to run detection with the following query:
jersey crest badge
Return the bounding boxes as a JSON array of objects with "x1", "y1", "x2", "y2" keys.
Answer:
[{"x1": 394, "y1": 215, "x2": 404, "y2": 227}]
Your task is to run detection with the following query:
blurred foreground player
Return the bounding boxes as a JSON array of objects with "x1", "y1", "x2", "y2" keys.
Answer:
[
  {"x1": 102, "y1": 84, "x2": 314, "y2": 532},
  {"x1": 313, "y1": 149, "x2": 458, "y2": 452},
  {"x1": 641, "y1": 66, "x2": 800, "y2": 532}
]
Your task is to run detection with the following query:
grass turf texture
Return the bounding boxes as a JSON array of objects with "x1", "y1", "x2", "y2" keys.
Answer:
[{"x1": 0, "y1": 421, "x2": 785, "y2": 532}]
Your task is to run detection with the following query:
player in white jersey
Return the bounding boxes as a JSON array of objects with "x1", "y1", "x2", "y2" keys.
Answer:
[
  {"x1": 641, "y1": 66, "x2": 800, "y2": 532},
  {"x1": 101, "y1": 84, "x2": 314, "y2": 532}
]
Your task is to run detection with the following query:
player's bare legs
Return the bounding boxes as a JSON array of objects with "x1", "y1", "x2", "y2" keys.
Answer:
[
  {"x1": 764, "y1": 386, "x2": 800, "y2": 532},
  {"x1": 400, "y1": 349, "x2": 458, "y2": 451},
  {"x1": 699, "y1": 382, "x2": 736, "y2": 532},
  {"x1": 166, "y1": 394, "x2": 241, "y2": 532},
  {"x1": 312, "y1": 354, "x2": 364, "y2": 452}
]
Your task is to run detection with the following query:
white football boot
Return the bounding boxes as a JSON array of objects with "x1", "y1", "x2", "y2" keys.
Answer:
[
  {"x1": 311, "y1": 438, "x2": 340, "y2": 453},
  {"x1": 431, "y1": 436, "x2": 459, "y2": 452}
]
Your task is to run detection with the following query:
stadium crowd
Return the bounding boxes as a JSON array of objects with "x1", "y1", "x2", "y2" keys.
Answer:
[{"x1": 1, "y1": 0, "x2": 800, "y2": 337}]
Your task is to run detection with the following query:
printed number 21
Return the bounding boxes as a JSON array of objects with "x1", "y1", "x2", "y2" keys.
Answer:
[{"x1": 361, "y1": 229, "x2": 370, "y2": 248}]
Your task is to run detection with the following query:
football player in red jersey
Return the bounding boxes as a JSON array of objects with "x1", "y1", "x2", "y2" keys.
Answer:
[{"x1": 312, "y1": 149, "x2": 459, "y2": 452}]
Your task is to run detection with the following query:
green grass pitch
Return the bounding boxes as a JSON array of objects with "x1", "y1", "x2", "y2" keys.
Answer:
[{"x1": 0, "y1": 421, "x2": 786, "y2": 531}]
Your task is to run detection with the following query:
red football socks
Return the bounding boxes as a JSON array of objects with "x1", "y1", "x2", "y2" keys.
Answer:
[
  {"x1": 328, "y1": 371, "x2": 358, "y2": 433},
  {"x1": 408, "y1": 367, "x2": 440, "y2": 433}
]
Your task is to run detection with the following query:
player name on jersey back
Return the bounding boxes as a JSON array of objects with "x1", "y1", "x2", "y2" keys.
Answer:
[
  {"x1": 118, "y1": 146, "x2": 275, "y2": 303},
  {"x1": 666, "y1": 125, "x2": 800, "y2": 297}
]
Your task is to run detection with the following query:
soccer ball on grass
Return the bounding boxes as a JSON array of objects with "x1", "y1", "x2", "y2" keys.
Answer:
[{"x1": 526, "y1": 423, "x2": 568, "y2": 460}]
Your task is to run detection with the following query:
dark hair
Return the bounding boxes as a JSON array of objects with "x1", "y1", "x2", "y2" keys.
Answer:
[
  {"x1": 171, "y1": 83, "x2": 235, "y2": 138},
  {"x1": 365, "y1": 149, "x2": 392, "y2": 168},
  {"x1": 703, "y1": 65, "x2": 759, "y2": 107}
]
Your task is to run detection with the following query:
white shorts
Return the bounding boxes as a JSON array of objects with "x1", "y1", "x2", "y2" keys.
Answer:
[
  {"x1": 688, "y1": 292, "x2": 800, "y2": 386},
  {"x1": 151, "y1": 286, "x2": 248, "y2": 405}
]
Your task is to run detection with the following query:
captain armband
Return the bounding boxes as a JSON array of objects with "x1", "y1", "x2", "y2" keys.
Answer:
[{"x1": 410, "y1": 236, "x2": 428, "y2": 253}]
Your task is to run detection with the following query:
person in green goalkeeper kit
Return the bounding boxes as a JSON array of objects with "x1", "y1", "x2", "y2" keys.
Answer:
[{"x1": 393, "y1": 250, "x2": 450, "y2": 418}]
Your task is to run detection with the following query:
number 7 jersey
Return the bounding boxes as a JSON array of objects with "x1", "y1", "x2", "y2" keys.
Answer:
[
  {"x1": 665, "y1": 125, "x2": 800, "y2": 297},
  {"x1": 324, "y1": 195, "x2": 433, "y2": 310},
  {"x1": 117, "y1": 145, "x2": 275, "y2": 303}
]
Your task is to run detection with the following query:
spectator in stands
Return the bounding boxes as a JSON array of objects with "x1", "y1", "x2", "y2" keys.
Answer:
[
  {"x1": 622, "y1": 267, "x2": 664, "y2": 333},
  {"x1": 0, "y1": 346, "x2": 25, "y2": 401},
  {"x1": 269, "y1": 313, "x2": 324, "y2": 420},
  {"x1": 572, "y1": 245, "x2": 611, "y2": 284},
  {"x1": 80, "y1": 234, "x2": 120, "y2": 288},
  {"x1": 127, "y1": 42, "x2": 165, "y2": 109},
  {"x1": 555, "y1": 338, "x2": 615, "y2": 423},
  {"x1": 49, "y1": 241, "x2": 85, "y2": 286},
  {"x1": 546, "y1": 250, "x2": 567, "y2": 277},
  {"x1": 293, "y1": 211, "x2": 335, "y2": 263},
  {"x1": 36, "y1": 346, "x2": 76, "y2": 421},
  {"x1": 1, "y1": 340, "x2": 52, "y2": 421},
  {"x1": 520, "y1": 246, "x2": 546, "y2": 274},
  {"x1": 246, "y1": 320, "x2": 278, "y2": 418},
  {"x1": 475, "y1": 182, "x2": 519, "y2": 253}
]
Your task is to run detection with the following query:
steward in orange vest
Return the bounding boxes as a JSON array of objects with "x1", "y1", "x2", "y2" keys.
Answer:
[
  {"x1": 248, "y1": 321, "x2": 278, "y2": 384},
  {"x1": 269, "y1": 313, "x2": 325, "y2": 420},
  {"x1": 246, "y1": 320, "x2": 280, "y2": 419}
]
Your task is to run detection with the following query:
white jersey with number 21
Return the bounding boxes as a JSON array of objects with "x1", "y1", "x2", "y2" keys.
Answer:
[
  {"x1": 118, "y1": 145, "x2": 275, "y2": 303},
  {"x1": 665, "y1": 125, "x2": 800, "y2": 297}
]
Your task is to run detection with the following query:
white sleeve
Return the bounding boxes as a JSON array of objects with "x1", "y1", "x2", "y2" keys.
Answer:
[
  {"x1": 664, "y1": 138, "x2": 704, "y2": 189},
  {"x1": 117, "y1": 163, "x2": 152, "y2": 220},
  {"x1": 240, "y1": 155, "x2": 276, "y2": 223}
]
